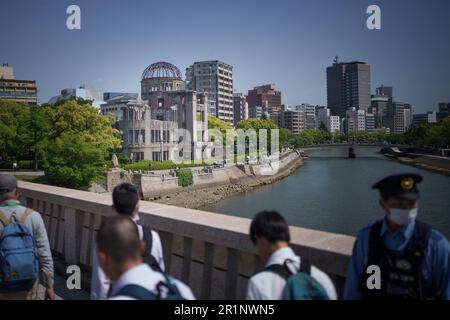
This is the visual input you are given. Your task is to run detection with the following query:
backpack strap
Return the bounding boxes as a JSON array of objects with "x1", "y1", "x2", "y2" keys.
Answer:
[
  {"x1": 17, "y1": 208, "x2": 34, "y2": 223},
  {"x1": 141, "y1": 225, "x2": 153, "y2": 254},
  {"x1": 0, "y1": 209, "x2": 9, "y2": 226},
  {"x1": 115, "y1": 284, "x2": 157, "y2": 300},
  {"x1": 259, "y1": 258, "x2": 301, "y2": 280},
  {"x1": 140, "y1": 225, "x2": 163, "y2": 272},
  {"x1": 299, "y1": 258, "x2": 311, "y2": 274},
  {"x1": 407, "y1": 220, "x2": 433, "y2": 299}
]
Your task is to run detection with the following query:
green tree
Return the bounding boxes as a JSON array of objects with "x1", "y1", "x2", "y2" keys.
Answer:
[
  {"x1": 279, "y1": 128, "x2": 293, "y2": 148},
  {"x1": 0, "y1": 101, "x2": 30, "y2": 164},
  {"x1": 41, "y1": 100, "x2": 121, "y2": 188}
]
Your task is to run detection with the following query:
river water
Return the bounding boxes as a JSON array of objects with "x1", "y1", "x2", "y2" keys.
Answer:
[{"x1": 208, "y1": 147, "x2": 450, "y2": 239}]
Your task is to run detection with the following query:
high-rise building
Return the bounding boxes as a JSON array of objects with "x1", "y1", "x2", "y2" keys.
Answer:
[
  {"x1": 370, "y1": 84, "x2": 393, "y2": 129},
  {"x1": 279, "y1": 109, "x2": 305, "y2": 135},
  {"x1": 247, "y1": 84, "x2": 282, "y2": 117},
  {"x1": 412, "y1": 112, "x2": 438, "y2": 126},
  {"x1": 186, "y1": 60, "x2": 233, "y2": 123},
  {"x1": 316, "y1": 106, "x2": 330, "y2": 128},
  {"x1": 0, "y1": 63, "x2": 37, "y2": 104},
  {"x1": 248, "y1": 106, "x2": 265, "y2": 119},
  {"x1": 326, "y1": 58, "x2": 371, "y2": 118},
  {"x1": 294, "y1": 104, "x2": 316, "y2": 129},
  {"x1": 375, "y1": 85, "x2": 393, "y2": 100},
  {"x1": 383, "y1": 102, "x2": 410, "y2": 134},
  {"x1": 403, "y1": 104, "x2": 412, "y2": 131},
  {"x1": 365, "y1": 112, "x2": 375, "y2": 133},
  {"x1": 327, "y1": 116, "x2": 341, "y2": 133},
  {"x1": 233, "y1": 92, "x2": 248, "y2": 126},
  {"x1": 344, "y1": 108, "x2": 366, "y2": 132},
  {"x1": 438, "y1": 102, "x2": 450, "y2": 121}
]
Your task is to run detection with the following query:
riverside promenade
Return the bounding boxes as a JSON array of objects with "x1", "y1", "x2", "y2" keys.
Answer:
[{"x1": 18, "y1": 181, "x2": 355, "y2": 300}]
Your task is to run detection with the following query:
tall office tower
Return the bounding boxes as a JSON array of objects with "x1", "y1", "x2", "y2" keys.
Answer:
[
  {"x1": 376, "y1": 85, "x2": 393, "y2": 100},
  {"x1": 233, "y1": 92, "x2": 248, "y2": 126},
  {"x1": 383, "y1": 102, "x2": 410, "y2": 134},
  {"x1": 326, "y1": 57, "x2": 371, "y2": 118},
  {"x1": 0, "y1": 63, "x2": 37, "y2": 104},
  {"x1": 247, "y1": 84, "x2": 282, "y2": 117},
  {"x1": 186, "y1": 60, "x2": 234, "y2": 123}
]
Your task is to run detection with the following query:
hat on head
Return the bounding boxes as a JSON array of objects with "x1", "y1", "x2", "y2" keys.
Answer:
[
  {"x1": 0, "y1": 173, "x2": 18, "y2": 195},
  {"x1": 372, "y1": 173, "x2": 422, "y2": 200}
]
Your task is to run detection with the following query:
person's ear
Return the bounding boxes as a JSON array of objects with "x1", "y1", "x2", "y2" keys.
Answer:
[
  {"x1": 97, "y1": 250, "x2": 108, "y2": 268},
  {"x1": 140, "y1": 240, "x2": 146, "y2": 254},
  {"x1": 379, "y1": 198, "x2": 390, "y2": 214}
]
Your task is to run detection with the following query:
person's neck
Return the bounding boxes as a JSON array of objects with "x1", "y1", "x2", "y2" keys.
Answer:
[
  {"x1": 110, "y1": 260, "x2": 142, "y2": 282},
  {"x1": 265, "y1": 242, "x2": 289, "y2": 261},
  {"x1": 0, "y1": 197, "x2": 17, "y2": 204}
]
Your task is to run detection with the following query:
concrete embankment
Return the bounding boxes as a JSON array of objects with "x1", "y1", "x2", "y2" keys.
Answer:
[
  {"x1": 394, "y1": 154, "x2": 450, "y2": 176},
  {"x1": 150, "y1": 152, "x2": 304, "y2": 209}
]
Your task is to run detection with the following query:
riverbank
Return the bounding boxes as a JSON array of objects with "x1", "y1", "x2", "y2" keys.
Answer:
[
  {"x1": 393, "y1": 154, "x2": 450, "y2": 176},
  {"x1": 150, "y1": 153, "x2": 305, "y2": 209}
]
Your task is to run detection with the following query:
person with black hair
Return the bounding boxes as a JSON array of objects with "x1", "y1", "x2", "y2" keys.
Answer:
[
  {"x1": 90, "y1": 183, "x2": 165, "y2": 299},
  {"x1": 246, "y1": 211, "x2": 337, "y2": 300},
  {"x1": 96, "y1": 215, "x2": 194, "y2": 300}
]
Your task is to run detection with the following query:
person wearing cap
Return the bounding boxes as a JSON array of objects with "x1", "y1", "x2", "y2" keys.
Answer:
[
  {"x1": 0, "y1": 173, "x2": 55, "y2": 300},
  {"x1": 344, "y1": 173, "x2": 450, "y2": 300}
]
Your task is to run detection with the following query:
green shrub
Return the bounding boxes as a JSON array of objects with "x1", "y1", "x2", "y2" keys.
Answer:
[
  {"x1": 175, "y1": 169, "x2": 193, "y2": 187},
  {"x1": 124, "y1": 160, "x2": 209, "y2": 171}
]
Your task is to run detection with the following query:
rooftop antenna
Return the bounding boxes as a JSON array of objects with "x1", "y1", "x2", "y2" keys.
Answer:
[{"x1": 333, "y1": 55, "x2": 340, "y2": 64}]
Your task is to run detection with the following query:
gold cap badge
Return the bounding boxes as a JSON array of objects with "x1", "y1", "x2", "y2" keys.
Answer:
[{"x1": 401, "y1": 177, "x2": 414, "y2": 190}]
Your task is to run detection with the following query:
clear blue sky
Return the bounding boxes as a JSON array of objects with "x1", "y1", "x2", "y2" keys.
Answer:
[{"x1": 1, "y1": 0, "x2": 449, "y2": 113}]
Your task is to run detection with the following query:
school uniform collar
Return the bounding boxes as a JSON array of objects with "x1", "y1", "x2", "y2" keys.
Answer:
[
  {"x1": 265, "y1": 246, "x2": 299, "y2": 268},
  {"x1": 380, "y1": 216, "x2": 415, "y2": 241},
  {"x1": 110, "y1": 263, "x2": 152, "y2": 297}
]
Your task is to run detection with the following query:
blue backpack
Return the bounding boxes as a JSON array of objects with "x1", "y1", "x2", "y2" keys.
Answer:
[
  {"x1": 114, "y1": 271, "x2": 186, "y2": 300},
  {"x1": 262, "y1": 258, "x2": 330, "y2": 300},
  {"x1": 0, "y1": 208, "x2": 39, "y2": 292}
]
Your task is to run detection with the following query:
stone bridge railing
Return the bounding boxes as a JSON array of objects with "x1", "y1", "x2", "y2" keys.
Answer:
[{"x1": 17, "y1": 181, "x2": 355, "y2": 299}]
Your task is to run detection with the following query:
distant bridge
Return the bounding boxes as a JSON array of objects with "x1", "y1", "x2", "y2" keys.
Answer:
[{"x1": 302, "y1": 143, "x2": 410, "y2": 148}]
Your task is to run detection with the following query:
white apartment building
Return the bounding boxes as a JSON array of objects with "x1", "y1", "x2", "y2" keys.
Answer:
[{"x1": 186, "y1": 60, "x2": 234, "y2": 123}]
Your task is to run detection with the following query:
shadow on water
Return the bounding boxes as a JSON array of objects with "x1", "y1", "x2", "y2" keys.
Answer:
[{"x1": 208, "y1": 147, "x2": 450, "y2": 238}]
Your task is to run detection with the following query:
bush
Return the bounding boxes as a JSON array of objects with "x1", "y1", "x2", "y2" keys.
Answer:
[
  {"x1": 124, "y1": 160, "x2": 208, "y2": 171},
  {"x1": 175, "y1": 169, "x2": 193, "y2": 187}
]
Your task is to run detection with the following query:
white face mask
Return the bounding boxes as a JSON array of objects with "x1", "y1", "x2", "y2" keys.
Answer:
[{"x1": 388, "y1": 207, "x2": 418, "y2": 226}]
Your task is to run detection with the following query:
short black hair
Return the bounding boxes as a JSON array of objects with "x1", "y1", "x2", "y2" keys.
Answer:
[
  {"x1": 112, "y1": 183, "x2": 139, "y2": 216},
  {"x1": 96, "y1": 215, "x2": 142, "y2": 262},
  {"x1": 249, "y1": 211, "x2": 290, "y2": 244}
]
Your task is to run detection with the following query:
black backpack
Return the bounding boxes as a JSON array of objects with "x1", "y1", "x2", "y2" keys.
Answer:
[{"x1": 140, "y1": 225, "x2": 163, "y2": 272}]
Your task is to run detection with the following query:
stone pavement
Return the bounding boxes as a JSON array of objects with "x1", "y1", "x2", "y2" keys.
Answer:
[{"x1": 36, "y1": 272, "x2": 90, "y2": 300}]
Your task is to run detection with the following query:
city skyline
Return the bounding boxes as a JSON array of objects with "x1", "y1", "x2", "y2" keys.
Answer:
[{"x1": 1, "y1": 0, "x2": 450, "y2": 112}]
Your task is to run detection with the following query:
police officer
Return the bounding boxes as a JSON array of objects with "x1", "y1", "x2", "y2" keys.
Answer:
[{"x1": 344, "y1": 173, "x2": 450, "y2": 300}]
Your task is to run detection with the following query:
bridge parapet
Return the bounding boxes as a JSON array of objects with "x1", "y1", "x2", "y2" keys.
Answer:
[{"x1": 17, "y1": 181, "x2": 354, "y2": 299}]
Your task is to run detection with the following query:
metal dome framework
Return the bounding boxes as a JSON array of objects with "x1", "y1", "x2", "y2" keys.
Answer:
[{"x1": 141, "y1": 61, "x2": 182, "y2": 80}]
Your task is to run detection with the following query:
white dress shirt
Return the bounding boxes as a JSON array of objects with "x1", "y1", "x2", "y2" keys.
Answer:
[
  {"x1": 90, "y1": 215, "x2": 165, "y2": 300},
  {"x1": 246, "y1": 247, "x2": 338, "y2": 300},
  {"x1": 109, "y1": 264, "x2": 195, "y2": 300}
]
